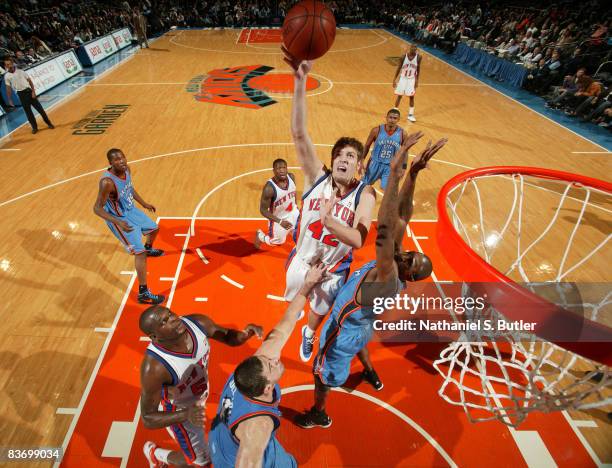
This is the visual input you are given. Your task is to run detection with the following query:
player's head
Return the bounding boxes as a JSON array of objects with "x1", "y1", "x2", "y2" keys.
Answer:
[
  {"x1": 386, "y1": 108, "x2": 401, "y2": 128},
  {"x1": 139, "y1": 305, "x2": 188, "y2": 342},
  {"x1": 330, "y1": 137, "x2": 364, "y2": 185},
  {"x1": 272, "y1": 158, "x2": 288, "y2": 182},
  {"x1": 234, "y1": 355, "x2": 284, "y2": 398},
  {"x1": 408, "y1": 44, "x2": 417, "y2": 56},
  {"x1": 394, "y1": 251, "x2": 432, "y2": 282},
  {"x1": 106, "y1": 148, "x2": 128, "y2": 172}
]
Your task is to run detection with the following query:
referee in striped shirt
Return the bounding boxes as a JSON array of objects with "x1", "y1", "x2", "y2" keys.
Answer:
[{"x1": 3, "y1": 57, "x2": 55, "y2": 134}]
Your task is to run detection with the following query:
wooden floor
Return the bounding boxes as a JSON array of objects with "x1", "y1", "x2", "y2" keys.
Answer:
[{"x1": 0, "y1": 29, "x2": 609, "y2": 467}]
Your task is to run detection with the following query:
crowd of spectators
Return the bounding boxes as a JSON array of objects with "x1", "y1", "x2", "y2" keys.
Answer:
[
  {"x1": 0, "y1": 1, "x2": 610, "y2": 129},
  {"x1": 390, "y1": 1, "x2": 611, "y2": 129}
]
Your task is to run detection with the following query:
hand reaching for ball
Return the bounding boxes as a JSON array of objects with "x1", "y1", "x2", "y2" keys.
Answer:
[{"x1": 281, "y1": 45, "x2": 313, "y2": 79}]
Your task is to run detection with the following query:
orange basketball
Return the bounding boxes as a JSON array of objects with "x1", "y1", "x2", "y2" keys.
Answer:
[{"x1": 281, "y1": 0, "x2": 336, "y2": 61}]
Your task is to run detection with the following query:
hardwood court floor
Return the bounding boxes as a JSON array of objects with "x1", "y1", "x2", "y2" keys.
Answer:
[{"x1": 0, "y1": 29, "x2": 609, "y2": 467}]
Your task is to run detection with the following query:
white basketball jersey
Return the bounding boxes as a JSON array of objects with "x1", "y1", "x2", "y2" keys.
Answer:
[
  {"x1": 401, "y1": 53, "x2": 418, "y2": 78},
  {"x1": 269, "y1": 176, "x2": 298, "y2": 219},
  {"x1": 147, "y1": 317, "x2": 211, "y2": 408},
  {"x1": 295, "y1": 172, "x2": 366, "y2": 273}
]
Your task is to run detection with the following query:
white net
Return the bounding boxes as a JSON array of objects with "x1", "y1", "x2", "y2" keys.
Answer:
[{"x1": 434, "y1": 171, "x2": 612, "y2": 427}]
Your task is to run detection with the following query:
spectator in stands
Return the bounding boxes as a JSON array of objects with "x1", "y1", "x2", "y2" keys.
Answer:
[
  {"x1": 524, "y1": 58, "x2": 550, "y2": 93},
  {"x1": 133, "y1": 7, "x2": 149, "y2": 49}
]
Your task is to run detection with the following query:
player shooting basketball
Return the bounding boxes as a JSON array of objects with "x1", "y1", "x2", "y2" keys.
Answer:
[
  {"x1": 281, "y1": 46, "x2": 378, "y2": 363},
  {"x1": 295, "y1": 135, "x2": 448, "y2": 428}
]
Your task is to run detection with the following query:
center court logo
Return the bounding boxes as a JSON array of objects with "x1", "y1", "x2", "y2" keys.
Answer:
[{"x1": 187, "y1": 65, "x2": 320, "y2": 109}]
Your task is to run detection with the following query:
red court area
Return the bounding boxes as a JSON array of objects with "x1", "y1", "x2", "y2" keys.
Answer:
[
  {"x1": 238, "y1": 28, "x2": 282, "y2": 43},
  {"x1": 60, "y1": 219, "x2": 594, "y2": 467}
]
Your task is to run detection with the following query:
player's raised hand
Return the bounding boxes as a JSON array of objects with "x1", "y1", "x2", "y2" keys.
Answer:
[
  {"x1": 281, "y1": 44, "x2": 313, "y2": 79},
  {"x1": 410, "y1": 138, "x2": 448, "y2": 174},
  {"x1": 244, "y1": 324, "x2": 264, "y2": 339},
  {"x1": 402, "y1": 130, "x2": 424, "y2": 152}
]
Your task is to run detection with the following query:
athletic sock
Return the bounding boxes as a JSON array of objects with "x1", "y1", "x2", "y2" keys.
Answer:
[
  {"x1": 304, "y1": 327, "x2": 315, "y2": 338},
  {"x1": 409, "y1": 106, "x2": 415, "y2": 115},
  {"x1": 154, "y1": 448, "x2": 171, "y2": 463},
  {"x1": 139, "y1": 285, "x2": 148, "y2": 294}
]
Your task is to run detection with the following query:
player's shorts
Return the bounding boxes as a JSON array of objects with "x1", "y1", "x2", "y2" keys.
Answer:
[
  {"x1": 395, "y1": 76, "x2": 416, "y2": 96},
  {"x1": 105, "y1": 207, "x2": 158, "y2": 255},
  {"x1": 284, "y1": 253, "x2": 348, "y2": 315},
  {"x1": 161, "y1": 401, "x2": 210, "y2": 466},
  {"x1": 313, "y1": 318, "x2": 373, "y2": 387},
  {"x1": 266, "y1": 210, "x2": 299, "y2": 245},
  {"x1": 363, "y1": 161, "x2": 391, "y2": 189}
]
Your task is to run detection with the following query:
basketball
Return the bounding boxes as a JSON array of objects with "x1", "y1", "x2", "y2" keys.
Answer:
[{"x1": 281, "y1": 0, "x2": 336, "y2": 61}]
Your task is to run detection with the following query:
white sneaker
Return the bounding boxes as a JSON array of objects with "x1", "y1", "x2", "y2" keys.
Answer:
[
  {"x1": 408, "y1": 114, "x2": 416, "y2": 122},
  {"x1": 143, "y1": 441, "x2": 168, "y2": 468}
]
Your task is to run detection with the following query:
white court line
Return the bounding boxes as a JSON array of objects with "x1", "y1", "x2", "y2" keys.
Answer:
[
  {"x1": 159, "y1": 276, "x2": 175, "y2": 281},
  {"x1": 283, "y1": 385, "x2": 457, "y2": 467},
  {"x1": 194, "y1": 297, "x2": 208, "y2": 302},
  {"x1": 414, "y1": 236, "x2": 429, "y2": 240},
  {"x1": 164, "y1": 233, "x2": 191, "y2": 308},
  {"x1": 221, "y1": 274, "x2": 244, "y2": 289},
  {"x1": 195, "y1": 247, "x2": 209, "y2": 264},
  {"x1": 56, "y1": 407, "x2": 77, "y2": 415},
  {"x1": 174, "y1": 232, "x2": 189, "y2": 237},
  {"x1": 384, "y1": 29, "x2": 610, "y2": 152},
  {"x1": 236, "y1": 28, "x2": 246, "y2": 44},
  {"x1": 0, "y1": 148, "x2": 21, "y2": 151},
  {"x1": 266, "y1": 294, "x2": 285, "y2": 301},
  {"x1": 94, "y1": 327, "x2": 113, "y2": 333},
  {"x1": 571, "y1": 151, "x2": 611, "y2": 154},
  {"x1": 53, "y1": 272, "x2": 137, "y2": 468}
]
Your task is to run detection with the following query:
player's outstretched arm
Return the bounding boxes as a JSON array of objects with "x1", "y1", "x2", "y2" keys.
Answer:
[
  {"x1": 394, "y1": 138, "x2": 447, "y2": 249},
  {"x1": 255, "y1": 263, "x2": 327, "y2": 360},
  {"x1": 234, "y1": 416, "x2": 275, "y2": 468},
  {"x1": 320, "y1": 186, "x2": 376, "y2": 249},
  {"x1": 188, "y1": 314, "x2": 263, "y2": 347},
  {"x1": 374, "y1": 141, "x2": 410, "y2": 282},
  {"x1": 140, "y1": 357, "x2": 204, "y2": 429},
  {"x1": 282, "y1": 45, "x2": 324, "y2": 189}
]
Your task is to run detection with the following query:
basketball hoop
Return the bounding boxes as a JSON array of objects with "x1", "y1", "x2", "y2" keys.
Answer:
[{"x1": 434, "y1": 166, "x2": 612, "y2": 427}]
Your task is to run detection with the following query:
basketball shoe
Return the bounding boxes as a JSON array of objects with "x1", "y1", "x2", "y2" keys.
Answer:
[
  {"x1": 294, "y1": 407, "x2": 333, "y2": 429},
  {"x1": 143, "y1": 441, "x2": 168, "y2": 468}
]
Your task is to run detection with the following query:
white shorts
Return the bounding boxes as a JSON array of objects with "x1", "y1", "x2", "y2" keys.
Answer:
[
  {"x1": 267, "y1": 210, "x2": 299, "y2": 245},
  {"x1": 284, "y1": 254, "x2": 347, "y2": 315},
  {"x1": 395, "y1": 76, "x2": 416, "y2": 96},
  {"x1": 161, "y1": 402, "x2": 210, "y2": 466}
]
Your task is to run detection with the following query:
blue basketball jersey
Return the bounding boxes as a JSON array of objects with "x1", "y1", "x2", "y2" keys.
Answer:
[
  {"x1": 329, "y1": 260, "x2": 405, "y2": 331},
  {"x1": 209, "y1": 374, "x2": 296, "y2": 467},
  {"x1": 371, "y1": 125, "x2": 402, "y2": 164},
  {"x1": 101, "y1": 169, "x2": 135, "y2": 217}
]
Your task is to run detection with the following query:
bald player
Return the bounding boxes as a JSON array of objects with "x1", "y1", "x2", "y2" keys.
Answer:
[{"x1": 139, "y1": 306, "x2": 263, "y2": 467}]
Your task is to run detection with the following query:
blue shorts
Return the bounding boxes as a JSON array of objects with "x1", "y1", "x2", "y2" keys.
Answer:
[
  {"x1": 313, "y1": 318, "x2": 373, "y2": 387},
  {"x1": 363, "y1": 161, "x2": 391, "y2": 189},
  {"x1": 106, "y1": 207, "x2": 158, "y2": 255}
]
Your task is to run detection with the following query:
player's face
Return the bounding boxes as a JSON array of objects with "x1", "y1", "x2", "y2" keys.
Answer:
[
  {"x1": 109, "y1": 151, "x2": 128, "y2": 173},
  {"x1": 332, "y1": 145, "x2": 362, "y2": 185},
  {"x1": 153, "y1": 308, "x2": 187, "y2": 340},
  {"x1": 386, "y1": 112, "x2": 400, "y2": 128},
  {"x1": 397, "y1": 251, "x2": 431, "y2": 282},
  {"x1": 273, "y1": 162, "x2": 288, "y2": 182},
  {"x1": 408, "y1": 45, "x2": 417, "y2": 57},
  {"x1": 258, "y1": 356, "x2": 285, "y2": 385}
]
